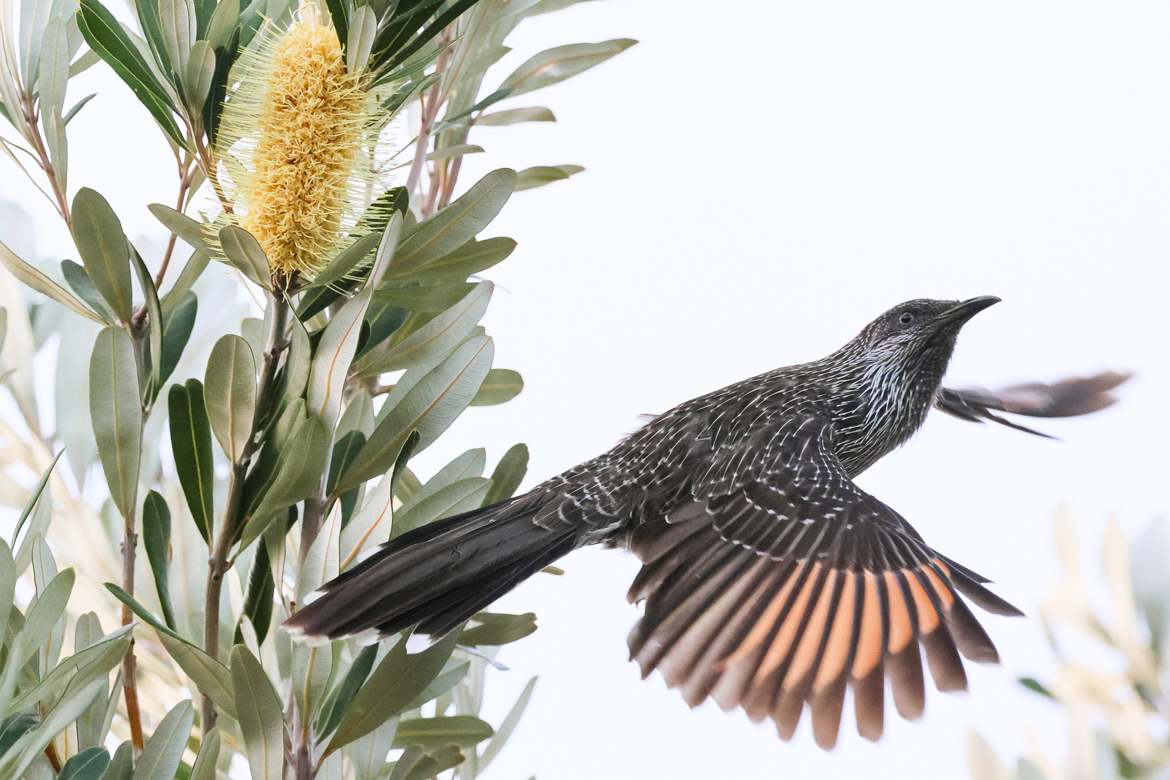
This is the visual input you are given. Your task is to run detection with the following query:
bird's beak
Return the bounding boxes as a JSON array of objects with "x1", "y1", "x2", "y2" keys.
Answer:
[{"x1": 940, "y1": 295, "x2": 1000, "y2": 326}]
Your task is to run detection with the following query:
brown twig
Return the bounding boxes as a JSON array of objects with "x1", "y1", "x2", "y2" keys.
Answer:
[
  {"x1": 19, "y1": 94, "x2": 71, "y2": 228},
  {"x1": 119, "y1": 508, "x2": 146, "y2": 752}
]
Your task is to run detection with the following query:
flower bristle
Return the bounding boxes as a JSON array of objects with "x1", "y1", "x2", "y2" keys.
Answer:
[{"x1": 214, "y1": 5, "x2": 387, "y2": 281}]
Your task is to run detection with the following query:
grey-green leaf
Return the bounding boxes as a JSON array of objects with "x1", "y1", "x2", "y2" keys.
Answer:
[
  {"x1": 470, "y1": 368, "x2": 522, "y2": 406},
  {"x1": 167, "y1": 380, "x2": 215, "y2": 543},
  {"x1": 0, "y1": 239, "x2": 104, "y2": 323},
  {"x1": 478, "y1": 676, "x2": 536, "y2": 771},
  {"x1": 148, "y1": 204, "x2": 212, "y2": 253},
  {"x1": 475, "y1": 106, "x2": 555, "y2": 126},
  {"x1": 72, "y1": 188, "x2": 134, "y2": 323},
  {"x1": 132, "y1": 700, "x2": 194, "y2": 780},
  {"x1": 219, "y1": 226, "x2": 272, "y2": 289},
  {"x1": 57, "y1": 747, "x2": 110, "y2": 780},
  {"x1": 483, "y1": 443, "x2": 528, "y2": 506},
  {"x1": 337, "y1": 334, "x2": 494, "y2": 494},
  {"x1": 231, "y1": 646, "x2": 284, "y2": 780},
  {"x1": 205, "y1": 335, "x2": 256, "y2": 462},
  {"x1": 328, "y1": 630, "x2": 460, "y2": 755},
  {"x1": 392, "y1": 716, "x2": 492, "y2": 750},
  {"x1": 141, "y1": 491, "x2": 176, "y2": 630},
  {"x1": 189, "y1": 729, "x2": 220, "y2": 780},
  {"x1": 156, "y1": 633, "x2": 237, "y2": 719},
  {"x1": 390, "y1": 169, "x2": 515, "y2": 276},
  {"x1": 499, "y1": 39, "x2": 636, "y2": 98},
  {"x1": 514, "y1": 164, "x2": 584, "y2": 191},
  {"x1": 89, "y1": 326, "x2": 142, "y2": 517}
]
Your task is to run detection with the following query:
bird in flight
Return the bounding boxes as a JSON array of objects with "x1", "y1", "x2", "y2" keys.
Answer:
[{"x1": 287, "y1": 297, "x2": 1127, "y2": 748}]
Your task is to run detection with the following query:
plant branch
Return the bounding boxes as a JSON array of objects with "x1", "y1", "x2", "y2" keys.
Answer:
[
  {"x1": 18, "y1": 94, "x2": 71, "y2": 228},
  {"x1": 202, "y1": 286, "x2": 290, "y2": 735},
  {"x1": 118, "y1": 501, "x2": 146, "y2": 752}
]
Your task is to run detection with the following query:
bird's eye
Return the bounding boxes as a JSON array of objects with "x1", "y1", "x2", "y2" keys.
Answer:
[{"x1": 898, "y1": 311, "x2": 915, "y2": 327}]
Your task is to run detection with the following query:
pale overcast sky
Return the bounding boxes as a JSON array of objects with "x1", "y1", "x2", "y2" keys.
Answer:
[{"x1": 3, "y1": 1, "x2": 1169, "y2": 779}]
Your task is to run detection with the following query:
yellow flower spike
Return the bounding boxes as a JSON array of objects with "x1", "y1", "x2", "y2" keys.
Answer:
[{"x1": 214, "y1": 3, "x2": 387, "y2": 283}]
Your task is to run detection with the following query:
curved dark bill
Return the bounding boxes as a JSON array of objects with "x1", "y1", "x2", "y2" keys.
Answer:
[{"x1": 940, "y1": 295, "x2": 1000, "y2": 325}]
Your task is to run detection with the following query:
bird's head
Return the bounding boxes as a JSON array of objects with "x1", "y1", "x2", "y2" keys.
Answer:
[{"x1": 837, "y1": 296, "x2": 1001, "y2": 427}]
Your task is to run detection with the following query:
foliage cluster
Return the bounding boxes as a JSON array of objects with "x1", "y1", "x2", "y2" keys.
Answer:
[{"x1": 0, "y1": 0, "x2": 633, "y2": 778}]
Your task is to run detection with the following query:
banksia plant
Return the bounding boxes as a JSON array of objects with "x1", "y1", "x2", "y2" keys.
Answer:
[
  {"x1": 216, "y1": 5, "x2": 382, "y2": 283},
  {"x1": 0, "y1": 0, "x2": 634, "y2": 776}
]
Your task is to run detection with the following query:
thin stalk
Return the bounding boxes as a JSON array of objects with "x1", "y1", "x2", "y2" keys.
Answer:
[
  {"x1": 19, "y1": 94, "x2": 71, "y2": 227},
  {"x1": 202, "y1": 288, "x2": 291, "y2": 735},
  {"x1": 118, "y1": 502, "x2": 146, "y2": 752}
]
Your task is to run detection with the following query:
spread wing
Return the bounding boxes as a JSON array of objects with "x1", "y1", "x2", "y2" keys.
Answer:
[
  {"x1": 935, "y1": 371, "x2": 1130, "y2": 437},
  {"x1": 625, "y1": 417, "x2": 1021, "y2": 749}
]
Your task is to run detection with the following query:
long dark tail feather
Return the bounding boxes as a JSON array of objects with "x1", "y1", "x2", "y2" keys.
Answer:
[{"x1": 285, "y1": 499, "x2": 574, "y2": 641}]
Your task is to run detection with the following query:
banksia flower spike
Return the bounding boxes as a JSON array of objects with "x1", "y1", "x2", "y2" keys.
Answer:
[{"x1": 213, "y1": 3, "x2": 387, "y2": 285}]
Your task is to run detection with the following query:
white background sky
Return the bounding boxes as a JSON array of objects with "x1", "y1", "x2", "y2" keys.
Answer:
[{"x1": 4, "y1": 1, "x2": 1170, "y2": 779}]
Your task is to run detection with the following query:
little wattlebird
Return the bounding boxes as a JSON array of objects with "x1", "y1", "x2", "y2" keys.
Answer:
[{"x1": 286, "y1": 296, "x2": 1127, "y2": 748}]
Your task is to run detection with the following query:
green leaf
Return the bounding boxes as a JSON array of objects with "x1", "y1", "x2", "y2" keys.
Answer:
[
  {"x1": 75, "y1": 0, "x2": 186, "y2": 148},
  {"x1": 131, "y1": 246, "x2": 164, "y2": 398},
  {"x1": 141, "y1": 491, "x2": 177, "y2": 630},
  {"x1": 305, "y1": 232, "x2": 380, "y2": 291},
  {"x1": 0, "y1": 539, "x2": 14, "y2": 643},
  {"x1": 0, "y1": 714, "x2": 37, "y2": 762},
  {"x1": 184, "y1": 40, "x2": 216, "y2": 116},
  {"x1": 205, "y1": 0, "x2": 237, "y2": 48},
  {"x1": 337, "y1": 334, "x2": 494, "y2": 494},
  {"x1": 392, "y1": 716, "x2": 492, "y2": 750},
  {"x1": 514, "y1": 164, "x2": 584, "y2": 191},
  {"x1": 353, "y1": 281, "x2": 492, "y2": 376},
  {"x1": 479, "y1": 676, "x2": 536, "y2": 770},
  {"x1": 61, "y1": 260, "x2": 114, "y2": 322},
  {"x1": 346, "y1": 4, "x2": 376, "y2": 73},
  {"x1": 104, "y1": 583, "x2": 179, "y2": 639},
  {"x1": 156, "y1": 633, "x2": 237, "y2": 719},
  {"x1": 104, "y1": 742, "x2": 134, "y2": 780},
  {"x1": 219, "y1": 226, "x2": 272, "y2": 289},
  {"x1": 168, "y1": 380, "x2": 215, "y2": 543},
  {"x1": 483, "y1": 443, "x2": 528, "y2": 506},
  {"x1": 459, "y1": 612, "x2": 536, "y2": 647},
  {"x1": 316, "y1": 644, "x2": 376, "y2": 738},
  {"x1": 0, "y1": 238, "x2": 104, "y2": 323},
  {"x1": 384, "y1": 236, "x2": 515, "y2": 286},
  {"x1": 476, "y1": 106, "x2": 555, "y2": 126},
  {"x1": 236, "y1": 542, "x2": 274, "y2": 648},
  {"x1": 328, "y1": 630, "x2": 460, "y2": 754},
  {"x1": 402, "y1": 659, "x2": 468, "y2": 711},
  {"x1": 374, "y1": 282, "x2": 476, "y2": 313},
  {"x1": 1019, "y1": 677, "x2": 1054, "y2": 699},
  {"x1": 72, "y1": 188, "x2": 134, "y2": 323},
  {"x1": 390, "y1": 169, "x2": 515, "y2": 275},
  {"x1": 392, "y1": 745, "x2": 465, "y2": 780},
  {"x1": 159, "y1": 290, "x2": 198, "y2": 383},
  {"x1": 392, "y1": 477, "x2": 489, "y2": 539},
  {"x1": 9, "y1": 449, "x2": 63, "y2": 556},
  {"x1": 281, "y1": 315, "x2": 312, "y2": 407},
  {"x1": 57, "y1": 746, "x2": 110, "y2": 780},
  {"x1": 339, "y1": 430, "x2": 418, "y2": 569},
  {"x1": 63, "y1": 92, "x2": 99, "y2": 123},
  {"x1": 9, "y1": 631, "x2": 131, "y2": 713},
  {"x1": 90, "y1": 326, "x2": 142, "y2": 517},
  {"x1": 189, "y1": 729, "x2": 220, "y2": 780},
  {"x1": 38, "y1": 15, "x2": 71, "y2": 136},
  {"x1": 205, "y1": 335, "x2": 256, "y2": 462},
  {"x1": 239, "y1": 408, "x2": 328, "y2": 549},
  {"x1": 148, "y1": 205, "x2": 212, "y2": 253},
  {"x1": 4, "y1": 680, "x2": 104, "y2": 778},
  {"x1": 132, "y1": 700, "x2": 194, "y2": 780},
  {"x1": 230, "y1": 646, "x2": 284, "y2": 780},
  {"x1": 499, "y1": 39, "x2": 636, "y2": 97},
  {"x1": 158, "y1": 0, "x2": 195, "y2": 77},
  {"x1": 423, "y1": 144, "x2": 483, "y2": 163},
  {"x1": 470, "y1": 368, "x2": 522, "y2": 406}
]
